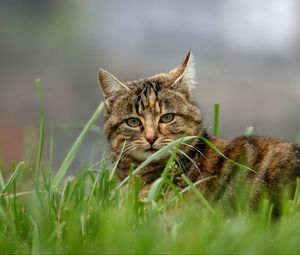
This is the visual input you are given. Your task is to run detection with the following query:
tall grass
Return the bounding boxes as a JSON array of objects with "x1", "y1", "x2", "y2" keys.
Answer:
[{"x1": 0, "y1": 81, "x2": 300, "y2": 254}]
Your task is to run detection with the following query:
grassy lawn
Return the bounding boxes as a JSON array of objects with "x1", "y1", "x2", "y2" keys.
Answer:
[{"x1": 1, "y1": 81, "x2": 300, "y2": 254}]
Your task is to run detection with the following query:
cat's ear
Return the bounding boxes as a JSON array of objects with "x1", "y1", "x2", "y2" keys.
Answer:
[
  {"x1": 97, "y1": 69, "x2": 130, "y2": 99},
  {"x1": 168, "y1": 50, "x2": 196, "y2": 98}
]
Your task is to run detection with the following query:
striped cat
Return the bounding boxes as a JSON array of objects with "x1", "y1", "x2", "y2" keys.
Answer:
[{"x1": 97, "y1": 51, "x2": 300, "y2": 206}]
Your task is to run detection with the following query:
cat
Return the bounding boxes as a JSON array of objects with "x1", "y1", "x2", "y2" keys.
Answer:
[{"x1": 97, "y1": 51, "x2": 300, "y2": 207}]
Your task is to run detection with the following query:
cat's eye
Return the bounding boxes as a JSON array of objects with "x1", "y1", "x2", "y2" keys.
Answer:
[
  {"x1": 126, "y1": 118, "x2": 142, "y2": 127},
  {"x1": 160, "y1": 113, "x2": 175, "y2": 123}
]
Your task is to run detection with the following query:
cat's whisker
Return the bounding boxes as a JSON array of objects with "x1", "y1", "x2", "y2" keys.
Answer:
[
  {"x1": 166, "y1": 150, "x2": 187, "y2": 175},
  {"x1": 182, "y1": 142, "x2": 206, "y2": 158},
  {"x1": 174, "y1": 154, "x2": 187, "y2": 174},
  {"x1": 111, "y1": 141, "x2": 131, "y2": 159},
  {"x1": 177, "y1": 148, "x2": 202, "y2": 176},
  {"x1": 159, "y1": 142, "x2": 172, "y2": 147},
  {"x1": 121, "y1": 150, "x2": 136, "y2": 161},
  {"x1": 121, "y1": 143, "x2": 134, "y2": 153},
  {"x1": 122, "y1": 145, "x2": 136, "y2": 155},
  {"x1": 132, "y1": 142, "x2": 144, "y2": 146},
  {"x1": 120, "y1": 144, "x2": 137, "y2": 159},
  {"x1": 122, "y1": 145, "x2": 135, "y2": 155},
  {"x1": 161, "y1": 139, "x2": 172, "y2": 143}
]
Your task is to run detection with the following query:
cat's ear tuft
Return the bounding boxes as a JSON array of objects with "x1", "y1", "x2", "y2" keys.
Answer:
[
  {"x1": 97, "y1": 69, "x2": 130, "y2": 99},
  {"x1": 169, "y1": 50, "x2": 196, "y2": 98}
]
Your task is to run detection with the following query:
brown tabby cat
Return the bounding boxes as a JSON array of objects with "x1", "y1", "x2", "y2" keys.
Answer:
[{"x1": 97, "y1": 51, "x2": 300, "y2": 206}]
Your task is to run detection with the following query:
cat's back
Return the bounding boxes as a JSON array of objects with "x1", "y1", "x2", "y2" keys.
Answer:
[
  {"x1": 184, "y1": 135, "x2": 300, "y2": 197},
  {"x1": 227, "y1": 135, "x2": 300, "y2": 175}
]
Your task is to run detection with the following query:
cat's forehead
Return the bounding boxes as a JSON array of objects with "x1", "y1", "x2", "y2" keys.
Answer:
[
  {"x1": 111, "y1": 81, "x2": 186, "y2": 118},
  {"x1": 132, "y1": 80, "x2": 163, "y2": 114},
  {"x1": 124, "y1": 72, "x2": 171, "y2": 89},
  {"x1": 128, "y1": 78, "x2": 174, "y2": 102}
]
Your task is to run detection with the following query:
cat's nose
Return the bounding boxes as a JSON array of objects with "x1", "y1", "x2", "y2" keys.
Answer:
[{"x1": 145, "y1": 133, "x2": 158, "y2": 145}]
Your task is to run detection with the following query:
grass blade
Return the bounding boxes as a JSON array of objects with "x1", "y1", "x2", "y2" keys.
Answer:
[
  {"x1": 291, "y1": 178, "x2": 300, "y2": 214},
  {"x1": 244, "y1": 126, "x2": 254, "y2": 136},
  {"x1": 181, "y1": 174, "x2": 215, "y2": 214},
  {"x1": 0, "y1": 168, "x2": 6, "y2": 192},
  {"x1": 47, "y1": 222, "x2": 66, "y2": 244},
  {"x1": 34, "y1": 79, "x2": 45, "y2": 184},
  {"x1": 147, "y1": 177, "x2": 165, "y2": 202},
  {"x1": 29, "y1": 217, "x2": 40, "y2": 254},
  {"x1": 213, "y1": 103, "x2": 220, "y2": 137},
  {"x1": 49, "y1": 123, "x2": 54, "y2": 171},
  {"x1": 3, "y1": 161, "x2": 24, "y2": 193},
  {"x1": 53, "y1": 102, "x2": 105, "y2": 189},
  {"x1": 109, "y1": 140, "x2": 127, "y2": 181}
]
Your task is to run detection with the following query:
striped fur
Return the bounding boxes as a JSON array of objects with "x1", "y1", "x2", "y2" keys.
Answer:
[{"x1": 98, "y1": 51, "x2": 300, "y2": 205}]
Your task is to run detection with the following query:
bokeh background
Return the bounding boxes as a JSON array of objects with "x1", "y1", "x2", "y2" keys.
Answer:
[{"x1": 1, "y1": 0, "x2": 300, "y2": 168}]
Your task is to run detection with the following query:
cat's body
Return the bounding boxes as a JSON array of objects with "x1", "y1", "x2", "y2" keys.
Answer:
[{"x1": 98, "y1": 51, "x2": 300, "y2": 204}]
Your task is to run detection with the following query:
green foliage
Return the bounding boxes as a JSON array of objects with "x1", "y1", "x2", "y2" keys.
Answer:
[
  {"x1": 1, "y1": 157, "x2": 300, "y2": 254},
  {"x1": 1, "y1": 83, "x2": 300, "y2": 253}
]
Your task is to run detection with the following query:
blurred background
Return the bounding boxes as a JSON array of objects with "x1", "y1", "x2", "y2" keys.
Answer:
[{"x1": 1, "y1": 0, "x2": 300, "y2": 169}]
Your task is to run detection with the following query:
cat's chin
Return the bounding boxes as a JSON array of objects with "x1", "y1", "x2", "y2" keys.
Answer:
[{"x1": 131, "y1": 150, "x2": 169, "y2": 162}]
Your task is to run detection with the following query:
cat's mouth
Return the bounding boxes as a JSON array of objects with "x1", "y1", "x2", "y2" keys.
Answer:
[
  {"x1": 132, "y1": 147, "x2": 167, "y2": 161},
  {"x1": 145, "y1": 148, "x2": 158, "y2": 153}
]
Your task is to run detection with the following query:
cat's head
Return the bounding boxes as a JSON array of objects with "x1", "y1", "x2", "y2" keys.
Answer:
[{"x1": 98, "y1": 51, "x2": 203, "y2": 162}]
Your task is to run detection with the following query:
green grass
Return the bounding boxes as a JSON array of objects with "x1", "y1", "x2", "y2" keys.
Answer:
[{"x1": 1, "y1": 82, "x2": 300, "y2": 254}]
